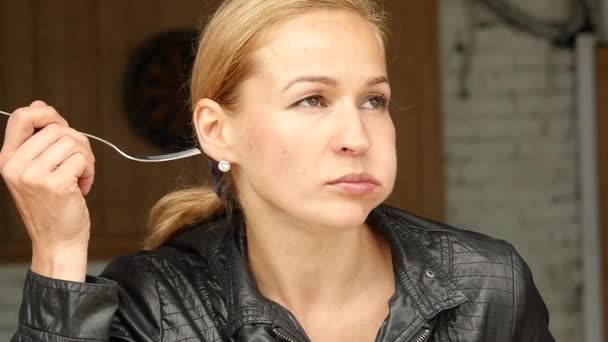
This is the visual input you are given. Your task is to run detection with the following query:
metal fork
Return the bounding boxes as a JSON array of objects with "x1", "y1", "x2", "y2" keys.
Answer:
[{"x1": 0, "y1": 110, "x2": 202, "y2": 163}]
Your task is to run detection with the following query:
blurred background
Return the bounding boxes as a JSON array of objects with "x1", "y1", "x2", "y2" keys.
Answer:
[{"x1": 0, "y1": 0, "x2": 606, "y2": 341}]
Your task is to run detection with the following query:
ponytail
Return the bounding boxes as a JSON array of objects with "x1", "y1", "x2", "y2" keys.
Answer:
[{"x1": 143, "y1": 186, "x2": 226, "y2": 249}]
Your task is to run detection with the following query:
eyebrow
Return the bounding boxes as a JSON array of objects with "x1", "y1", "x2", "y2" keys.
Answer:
[{"x1": 281, "y1": 75, "x2": 389, "y2": 93}]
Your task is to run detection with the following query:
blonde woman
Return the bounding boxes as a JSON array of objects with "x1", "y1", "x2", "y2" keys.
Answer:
[{"x1": 2, "y1": 0, "x2": 553, "y2": 341}]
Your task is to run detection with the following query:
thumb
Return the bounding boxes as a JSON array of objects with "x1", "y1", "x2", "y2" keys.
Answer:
[{"x1": 79, "y1": 174, "x2": 95, "y2": 196}]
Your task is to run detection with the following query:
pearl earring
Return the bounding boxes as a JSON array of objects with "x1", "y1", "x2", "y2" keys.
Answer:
[{"x1": 218, "y1": 160, "x2": 231, "y2": 173}]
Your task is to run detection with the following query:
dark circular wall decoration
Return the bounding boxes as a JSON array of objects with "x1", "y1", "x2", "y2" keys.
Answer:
[{"x1": 124, "y1": 29, "x2": 199, "y2": 152}]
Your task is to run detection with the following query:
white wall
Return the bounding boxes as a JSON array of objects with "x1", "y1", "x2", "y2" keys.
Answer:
[{"x1": 440, "y1": 0, "x2": 582, "y2": 341}]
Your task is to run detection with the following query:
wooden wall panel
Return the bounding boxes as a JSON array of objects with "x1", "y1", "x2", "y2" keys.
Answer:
[
  {"x1": 63, "y1": 1, "x2": 106, "y2": 241},
  {"x1": 101, "y1": 0, "x2": 164, "y2": 236},
  {"x1": 0, "y1": 0, "x2": 36, "y2": 252},
  {"x1": 384, "y1": 0, "x2": 445, "y2": 220},
  {"x1": 0, "y1": 0, "x2": 444, "y2": 262},
  {"x1": 0, "y1": 0, "x2": 210, "y2": 261},
  {"x1": 97, "y1": 1, "x2": 143, "y2": 237}
]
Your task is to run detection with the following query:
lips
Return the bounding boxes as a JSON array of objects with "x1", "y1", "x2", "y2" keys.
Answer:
[
  {"x1": 327, "y1": 173, "x2": 381, "y2": 195},
  {"x1": 328, "y1": 173, "x2": 381, "y2": 185}
]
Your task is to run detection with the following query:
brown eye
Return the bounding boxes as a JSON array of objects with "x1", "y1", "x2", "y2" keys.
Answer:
[
  {"x1": 362, "y1": 96, "x2": 388, "y2": 110},
  {"x1": 296, "y1": 95, "x2": 325, "y2": 108},
  {"x1": 369, "y1": 98, "x2": 381, "y2": 108}
]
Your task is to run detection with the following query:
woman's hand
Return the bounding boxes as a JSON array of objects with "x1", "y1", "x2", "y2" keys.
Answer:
[{"x1": 0, "y1": 101, "x2": 95, "y2": 282}]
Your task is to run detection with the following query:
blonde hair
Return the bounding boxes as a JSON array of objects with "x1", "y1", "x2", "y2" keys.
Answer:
[{"x1": 143, "y1": 0, "x2": 390, "y2": 249}]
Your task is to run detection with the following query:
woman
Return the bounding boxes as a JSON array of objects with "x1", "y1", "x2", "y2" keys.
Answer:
[{"x1": 1, "y1": 0, "x2": 553, "y2": 341}]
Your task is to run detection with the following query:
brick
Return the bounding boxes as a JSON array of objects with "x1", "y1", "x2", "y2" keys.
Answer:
[
  {"x1": 469, "y1": 95, "x2": 517, "y2": 117},
  {"x1": 474, "y1": 25, "x2": 513, "y2": 51},
  {"x1": 470, "y1": 52, "x2": 514, "y2": 71},
  {"x1": 441, "y1": 99, "x2": 472, "y2": 119},
  {"x1": 501, "y1": 71, "x2": 549, "y2": 93},
  {"x1": 444, "y1": 121, "x2": 480, "y2": 141},
  {"x1": 548, "y1": 72, "x2": 575, "y2": 90},
  {"x1": 514, "y1": 91, "x2": 575, "y2": 116},
  {"x1": 514, "y1": 52, "x2": 549, "y2": 70},
  {"x1": 476, "y1": 119, "x2": 544, "y2": 139},
  {"x1": 441, "y1": 73, "x2": 465, "y2": 96},
  {"x1": 441, "y1": 45, "x2": 468, "y2": 73},
  {"x1": 445, "y1": 140, "x2": 516, "y2": 161},
  {"x1": 549, "y1": 49, "x2": 575, "y2": 69},
  {"x1": 439, "y1": 0, "x2": 469, "y2": 28}
]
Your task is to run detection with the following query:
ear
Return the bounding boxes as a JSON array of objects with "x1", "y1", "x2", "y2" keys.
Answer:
[{"x1": 192, "y1": 98, "x2": 235, "y2": 162}]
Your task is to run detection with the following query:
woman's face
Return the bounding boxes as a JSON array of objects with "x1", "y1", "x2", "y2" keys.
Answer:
[{"x1": 230, "y1": 9, "x2": 396, "y2": 229}]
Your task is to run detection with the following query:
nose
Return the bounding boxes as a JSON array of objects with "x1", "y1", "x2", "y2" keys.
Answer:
[{"x1": 332, "y1": 105, "x2": 371, "y2": 156}]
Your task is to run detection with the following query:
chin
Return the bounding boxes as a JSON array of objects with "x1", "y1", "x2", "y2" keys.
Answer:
[{"x1": 311, "y1": 198, "x2": 382, "y2": 229}]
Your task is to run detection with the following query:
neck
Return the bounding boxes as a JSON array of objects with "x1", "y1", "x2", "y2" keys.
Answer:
[{"x1": 243, "y1": 206, "x2": 394, "y2": 316}]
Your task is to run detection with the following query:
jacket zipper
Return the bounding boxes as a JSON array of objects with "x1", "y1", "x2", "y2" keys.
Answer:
[
  {"x1": 272, "y1": 327, "x2": 298, "y2": 342},
  {"x1": 413, "y1": 327, "x2": 431, "y2": 342}
]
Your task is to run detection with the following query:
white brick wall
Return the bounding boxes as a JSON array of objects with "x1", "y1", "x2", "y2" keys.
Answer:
[{"x1": 441, "y1": 1, "x2": 581, "y2": 341}]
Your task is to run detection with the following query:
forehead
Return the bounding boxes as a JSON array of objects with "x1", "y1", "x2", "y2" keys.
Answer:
[{"x1": 252, "y1": 9, "x2": 387, "y2": 84}]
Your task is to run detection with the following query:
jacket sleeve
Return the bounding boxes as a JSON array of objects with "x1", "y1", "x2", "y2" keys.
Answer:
[
  {"x1": 11, "y1": 270, "x2": 120, "y2": 342},
  {"x1": 11, "y1": 255, "x2": 163, "y2": 342},
  {"x1": 509, "y1": 244, "x2": 555, "y2": 342}
]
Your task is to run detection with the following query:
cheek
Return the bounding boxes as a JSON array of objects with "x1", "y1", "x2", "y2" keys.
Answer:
[
  {"x1": 243, "y1": 114, "x2": 300, "y2": 173},
  {"x1": 377, "y1": 120, "x2": 398, "y2": 176}
]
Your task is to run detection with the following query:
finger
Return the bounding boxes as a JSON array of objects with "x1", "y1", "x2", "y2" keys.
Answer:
[
  {"x1": 27, "y1": 135, "x2": 94, "y2": 175},
  {"x1": 78, "y1": 168, "x2": 95, "y2": 196},
  {"x1": 1, "y1": 105, "x2": 69, "y2": 154},
  {"x1": 13, "y1": 124, "x2": 93, "y2": 165},
  {"x1": 16, "y1": 136, "x2": 88, "y2": 192},
  {"x1": 52, "y1": 152, "x2": 95, "y2": 196}
]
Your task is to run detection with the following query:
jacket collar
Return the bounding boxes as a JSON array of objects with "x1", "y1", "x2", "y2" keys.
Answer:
[
  {"x1": 169, "y1": 204, "x2": 468, "y2": 340},
  {"x1": 368, "y1": 207, "x2": 468, "y2": 319}
]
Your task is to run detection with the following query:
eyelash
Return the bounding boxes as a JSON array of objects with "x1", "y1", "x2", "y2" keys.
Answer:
[{"x1": 293, "y1": 94, "x2": 390, "y2": 110}]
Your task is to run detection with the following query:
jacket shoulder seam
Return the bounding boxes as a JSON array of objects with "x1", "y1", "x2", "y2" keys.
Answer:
[{"x1": 380, "y1": 206, "x2": 505, "y2": 243}]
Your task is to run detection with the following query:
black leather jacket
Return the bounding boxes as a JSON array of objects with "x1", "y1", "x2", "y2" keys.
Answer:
[{"x1": 11, "y1": 204, "x2": 554, "y2": 341}]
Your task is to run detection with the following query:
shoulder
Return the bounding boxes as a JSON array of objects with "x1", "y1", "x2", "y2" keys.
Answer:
[
  {"x1": 99, "y1": 240, "x2": 229, "y2": 340},
  {"x1": 102, "y1": 214, "x2": 234, "y2": 289},
  {"x1": 377, "y1": 205, "x2": 554, "y2": 340},
  {"x1": 101, "y1": 238, "x2": 227, "y2": 300},
  {"x1": 376, "y1": 204, "x2": 516, "y2": 265},
  {"x1": 376, "y1": 205, "x2": 533, "y2": 306},
  {"x1": 99, "y1": 218, "x2": 234, "y2": 307},
  {"x1": 101, "y1": 248, "x2": 196, "y2": 288},
  {"x1": 100, "y1": 214, "x2": 234, "y2": 303}
]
